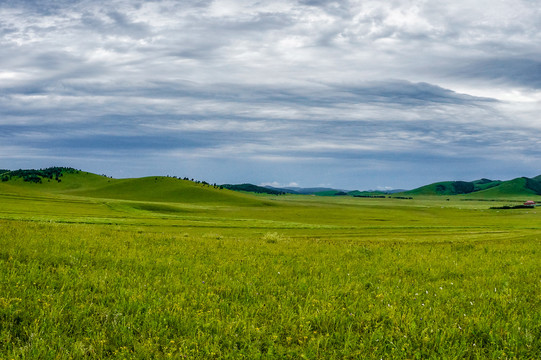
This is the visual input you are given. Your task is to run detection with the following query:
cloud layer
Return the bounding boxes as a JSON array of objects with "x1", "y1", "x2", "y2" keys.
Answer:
[{"x1": 1, "y1": 0, "x2": 540, "y2": 189}]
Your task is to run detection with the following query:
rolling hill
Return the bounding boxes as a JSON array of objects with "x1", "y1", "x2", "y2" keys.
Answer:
[
  {"x1": 2, "y1": 167, "x2": 541, "y2": 200},
  {"x1": 469, "y1": 177, "x2": 541, "y2": 198},
  {"x1": 69, "y1": 176, "x2": 268, "y2": 205},
  {"x1": 402, "y1": 176, "x2": 541, "y2": 198},
  {"x1": 0, "y1": 167, "x2": 270, "y2": 206}
]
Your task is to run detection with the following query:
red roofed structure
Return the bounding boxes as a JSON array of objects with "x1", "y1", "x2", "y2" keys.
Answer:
[{"x1": 524, "y1": 200, "x2": 536, "y2": 206}]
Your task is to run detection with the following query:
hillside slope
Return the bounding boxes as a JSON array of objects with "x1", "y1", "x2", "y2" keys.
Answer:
[
  {"x1": 403, "y1": 177, "x2": 541, "y2": 198},
  {"x1": 468, "y1": 177, "x2": 541, "y2": 198},
  {"x1": 69, "y1": 176, "x2": 269, "y2": 205},
  {"x1": 403, "y1": 181, "x2": 477, "y2": 196},
  {"x1": 0, "y1": 168, "x2": 270, "y2": 206}
]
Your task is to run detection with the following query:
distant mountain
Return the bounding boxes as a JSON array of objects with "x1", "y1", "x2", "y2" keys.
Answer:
[
  {"x1": 352, "y1": 189, "x2": 407, "y2": 194},
  {"x1": 228, "y1": 185, "x2": 405, "y2": 197},
  {"x1": 221, "y1": 183, "x2": 287, "y2": 195},
  {"x1": 313, "y1": 190, "x2": 349, "y2": 196},
  {"x1": 221, "y1": 185, "x2": 354, "y2": 196},
  {"x1": 347, "y1": 190, "x2": 389, "y2": 198},
  {"x1": 282, "y1": 187, "x2": 346, "y2": 194},
  {"x1": 263, "y1": 186, "x2": 300, "y2": 194},
  {"x1": 263, "y1": 186, "x2": 353, "y2": 195}
]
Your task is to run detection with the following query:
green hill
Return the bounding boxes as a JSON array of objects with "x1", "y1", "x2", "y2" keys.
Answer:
[
  {"x1": 69, "y1": 176, "x2": 268, "y2": 205},
  {"x1": 471, "y1": 178, "x2": 502, "y2": 191},
  {"x1": 1, "y1": 168, "x2": 114, "y2": 193},
  {"x1": 0, "y1": 168, "x2": 270, "y2": 206},
  {"x1": 403, "y1": 176, "x2": 541, "y2": 199},
  {"x1": 469, "y1": 177, "x2": 541, "y2": 199},
  {"x1": 403, "y1": 181, "x2": 476, "y2": 196}
]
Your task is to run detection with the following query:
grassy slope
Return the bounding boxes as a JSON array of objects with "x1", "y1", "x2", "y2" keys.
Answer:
[
  {"x1": 67, "y1": 176, "x2": 270, "y2": 206},
  {"x1": 466, "y1": 177, "x2": 539, "y2": 199},
  {"x1": 1, "y1": 172, "x2": 270, "y2": 206},
  {"x1": 402, "y1": 181, "x2": 457, "y2": 196},
  {"x1": 472, "y1": 179, "x2": 502, "y2": 191},
  {"x1": 403, "y1": 177, "x2": 541, "y2": 199}
]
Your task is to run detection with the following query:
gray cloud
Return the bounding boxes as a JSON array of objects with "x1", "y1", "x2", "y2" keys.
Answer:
[
  {"x1": 1, "y1": 0, "x2": 541, "y2": 189},
  {"x1": 453, "y1": 58, "x2": 541, "y2": 89}
]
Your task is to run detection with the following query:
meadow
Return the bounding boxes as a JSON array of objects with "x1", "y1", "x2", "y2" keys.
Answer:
[{"x1": 1, "y1": 175, "x2": 540, "y2": 359}]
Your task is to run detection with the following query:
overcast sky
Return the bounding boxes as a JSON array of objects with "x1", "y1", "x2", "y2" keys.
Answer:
[{"x1": 1, "y1": 0, "x2": 541, "y2": 190}]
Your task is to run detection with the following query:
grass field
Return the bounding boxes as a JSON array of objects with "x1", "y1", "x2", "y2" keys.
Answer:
[{"x1": 1, "y1": 175, "x2": 541, "y2": 359}]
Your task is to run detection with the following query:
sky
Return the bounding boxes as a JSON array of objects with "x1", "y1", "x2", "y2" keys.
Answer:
[{"x1": 1, "y1": 0, "x2": 541, "y2": 190}]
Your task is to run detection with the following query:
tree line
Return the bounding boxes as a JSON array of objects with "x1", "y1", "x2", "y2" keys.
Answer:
[{"x1": 1, "y1": 167, "x2": 80, "y2": 183}]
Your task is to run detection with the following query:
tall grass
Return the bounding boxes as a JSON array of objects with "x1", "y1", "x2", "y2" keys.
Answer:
[{"x1": 1, "y1": 218, "x2": 540, "y2": 359}]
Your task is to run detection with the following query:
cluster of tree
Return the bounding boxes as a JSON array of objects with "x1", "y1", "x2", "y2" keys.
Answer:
[
  {"x1": 162, "y1": 175, "x2": 224, "y2": 190},
  {"x1": 490, "y1": 205, "x2": 536, "y2": 210},
  {"x1": 353, "y1": 194, "x2": 386, "y2": 198},
  {"x1": 435, "y1": 181, "x2": 475, "y2": 195},
  {"x1": 525, "y1": 177, "x2": 541, "y2": 195},
  {"x1": 452, "y1": 181, "x2": 475, "y2": 194},
  {"x1": 221, "y1": 184, "x2": 286, "y2": 195},
  {"x1": 1, "y1": 167, "x2": 80, "y2": 183},
  {"x1": 460, "y1": 199, "x2": 501, "y2": 202}
]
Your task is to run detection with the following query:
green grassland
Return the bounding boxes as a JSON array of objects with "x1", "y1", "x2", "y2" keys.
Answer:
[{"x1": 1, "y1": 170, "x2": 541, "y2": 359}]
